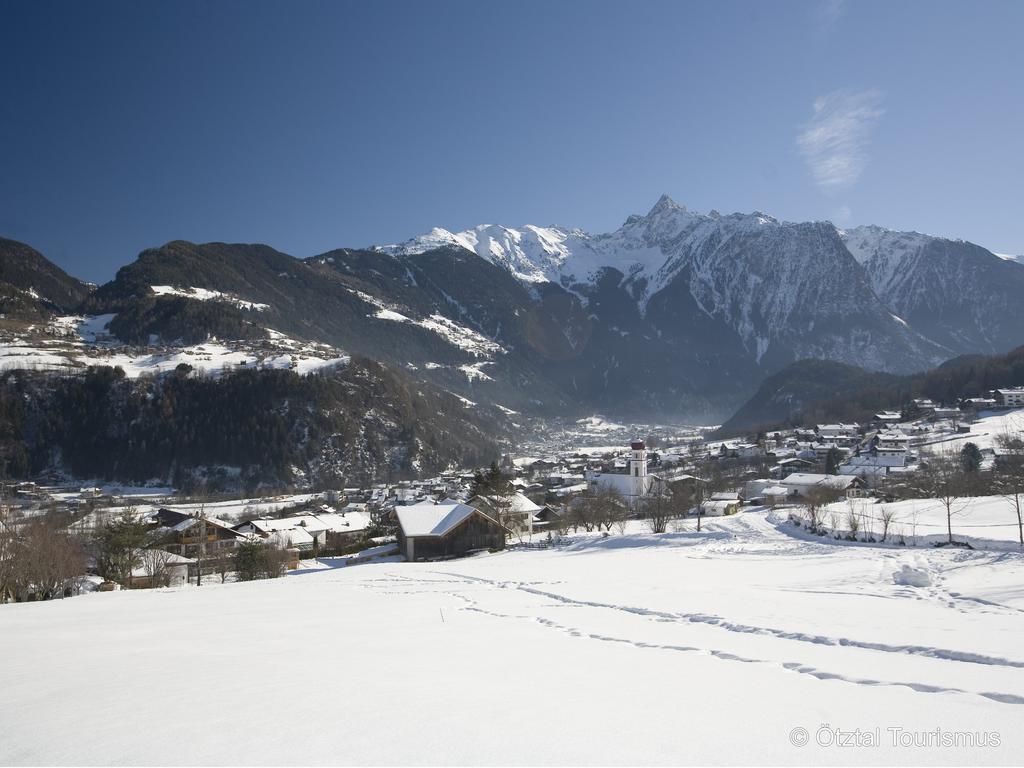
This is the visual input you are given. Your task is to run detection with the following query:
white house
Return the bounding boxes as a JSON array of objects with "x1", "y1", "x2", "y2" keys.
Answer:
[
  {"x1": 995, "y1": 389, "x2": 1024, "y2": 408},
  {"x1": 816, "y1": 424, "x2": 860, "y2": 440},
  {"x1": 875, "y1": 432, "x2": 911, "y2": 455}
]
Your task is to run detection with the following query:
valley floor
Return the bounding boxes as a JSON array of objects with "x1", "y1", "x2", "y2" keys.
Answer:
[{"x1": 1, "y1": 511, "x2": 1022, "y2": 765}]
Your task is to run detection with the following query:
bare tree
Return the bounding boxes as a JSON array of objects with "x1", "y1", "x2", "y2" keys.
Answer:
[
  {"x1": 140, "y1": 548, "x2": 172, "y2": 588},
  {"x1": 12, "y1": 518, "x2": 88, "y2": 600},
  {"x1": 491, "y1": 495, "x2": 520, "y2": 543},
  {"x1": 993, "y1": 438, "x2": 1024, "y2": 549},
  {"x1": 803, "y1": 487, "x2": 840, "y2": 534},
  {"x1": 587, "y1": 487, "x2": 627, "y2": 533},
  {"x1": 0, "y1": 507, "x2": 14, "y2": 603},
  {"x1": 669, "y1": 483, "x2": 696, "y2": 531},
  {"x1": 262, "y1": 541, "x2": 290, "y2": 578},
  {"x1": 688, "y1": 480, "x2": 707, "y2": 532},
  {"x1": 879, "y1": 507, "x2": 896, "y2": 543},
  {"x1": 214, "y1": 550, "x2": 232, "y2": 583},
  {"x1": 567, "y1": 497, "x2": 596, "y2": 532},
  {"x1": 917, "y1": 453, "x2": 970, "y2": 545},
  {"x1": 189, "y1": 506, "x2": 210, "y2": 586},
  {"x1": 643, "y1": 482, "x2": 677, "y2": 534}
]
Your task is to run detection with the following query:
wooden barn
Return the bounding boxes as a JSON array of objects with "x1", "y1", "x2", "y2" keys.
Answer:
[{"x1": 395, "y1": 501, "x2": 507, "y2": 562}]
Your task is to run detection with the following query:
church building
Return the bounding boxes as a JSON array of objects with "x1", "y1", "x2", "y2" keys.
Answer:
[{"x1": 584, "y1": 440, "x2": 659, "y2": 499}]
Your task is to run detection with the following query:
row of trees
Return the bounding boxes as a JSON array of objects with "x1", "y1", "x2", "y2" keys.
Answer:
[
  {"x1": 564, "y1": 483, "x2": 698, "y2": 536},
  {"x1": 910, "y1": 441, "x2": 1024, "y2": 547},
  {"x1": 799, "y1": 438, "x2": 1024, "y2": 548},
  {"x1": 1, "y1": 504, "x2": 296, "y2": 604}
]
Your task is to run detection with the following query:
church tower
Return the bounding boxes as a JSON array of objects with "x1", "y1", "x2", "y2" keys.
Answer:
[{"x1": 629, "y1": 440, "x2": 648, "y2": 495}]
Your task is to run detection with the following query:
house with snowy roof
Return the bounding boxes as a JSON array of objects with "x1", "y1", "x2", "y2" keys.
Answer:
[
  {"x1": 837, "y1": 453, "x2": 910, "y2": 485},
  {"x1": 700, "y1": 498, "x2": 740, "y2": 517},
  {"x1": 874, "y1": 411, "x2": 903, "y2": 424},
  {"x1": 816, "y1": 423, "x2": 860, "y2": 439},
  {"x1": 131, "y1": 550, "x2": 195, "y2": 589},
  {"x1": 232, "y1": 509, "x2": 373, "y2": 552},
  {"x1": 150, "y1": 508, "x2": 243, "y2": 557},
  {"x1": 873, "y1": 432, "x2": 912, "y2": 455},
  {"x1": 234, "y1": 519, "x2": 317, "y2": 551},
  {"x1": 771, "y1": 457, "x2": 816, "y2": 479},
  {"x1": 395, "y1": 500, "x2": 507, "y2": 561},
  {"x1": 468, "y1": 492, "x2": 543, "y2": 535},
  {"x1": 779, "y1": 472, "x2": 865, "y2": 499}
]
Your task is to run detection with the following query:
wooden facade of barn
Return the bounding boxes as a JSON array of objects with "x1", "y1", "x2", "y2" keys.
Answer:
[{"x1": 398, "y1": 509, "x2": 506, "y2": 562}]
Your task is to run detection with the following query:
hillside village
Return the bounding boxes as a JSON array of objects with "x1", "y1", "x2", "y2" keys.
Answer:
[{"x1": 3, "y1": 385, "x2": 1024, "y2": 601}]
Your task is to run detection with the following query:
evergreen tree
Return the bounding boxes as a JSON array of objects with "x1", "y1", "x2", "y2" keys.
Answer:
[
  {"x1": 960, "y1": 442, "x2": 983, "y2": 473},
  {"x1": 93, "y1": 509, "x2": 148, "y2": 586},
  {"x1": 233, "y1": 540, "x2": 270, "y2": 581},
  {"x1": 824, "y1": 447, "x2": 841, "y2": 475}
]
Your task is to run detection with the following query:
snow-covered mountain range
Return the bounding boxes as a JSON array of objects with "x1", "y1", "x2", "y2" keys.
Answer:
[
  {"x1": 385, "y1": 194, "x2": 1020, "y2": 378},
  {"x1": 2, "y1": 196, "x2": 1023, "y2": 429},
  {"x1": 840, "y1": 224, "x2": 1024, "y2": 353}
]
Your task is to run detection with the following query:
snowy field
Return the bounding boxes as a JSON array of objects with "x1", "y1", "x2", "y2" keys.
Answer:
[
  {"x1": 1, "y1": 510, "x2": 1023, "y2": 765},
  {"x1": 819, "y1": 495, "x2": 1024, "y2": 549},
  {"x1": 919, "y1": 409, "x2": 1024, "y2": 454},
  {"x1": 0, "y1": 315, "x2": 348, "y2": 377}
]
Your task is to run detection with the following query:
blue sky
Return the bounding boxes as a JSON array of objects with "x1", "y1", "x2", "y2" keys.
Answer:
[{"x1": 1, "y1": 0, "x2": 1022, "y2": 282}]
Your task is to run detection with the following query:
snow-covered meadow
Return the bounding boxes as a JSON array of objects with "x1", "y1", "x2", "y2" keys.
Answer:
[
  {"x1": 805, "y1": 495, "x2": 1024, "y2": 549},
  {"x1": 1, "y1": 509, "x2": 1022, "y2": 765},
  {"x1": 0, "y1": 314, "x2": 348, "y2": 378}
]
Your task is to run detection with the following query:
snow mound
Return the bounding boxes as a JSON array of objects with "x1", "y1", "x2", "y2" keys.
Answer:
[{"x1": 893, "y1": 565, "x2": 931, "y2": 588}]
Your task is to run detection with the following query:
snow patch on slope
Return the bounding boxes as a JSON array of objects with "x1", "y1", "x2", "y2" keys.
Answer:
[
  {"x1": 995, "y1": 253, "x2": 1024, "y2": 266},
  {"x1": 352, "y1": 288, "x2": 504, "y2": 358},
  {"x1": 151, "y1": 285, "x2": 269, "y2": 311}
]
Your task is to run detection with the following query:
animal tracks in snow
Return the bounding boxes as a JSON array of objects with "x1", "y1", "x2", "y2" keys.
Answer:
[{"x1": 363, "y1": 569, "x2": 1024, "y2": 706}]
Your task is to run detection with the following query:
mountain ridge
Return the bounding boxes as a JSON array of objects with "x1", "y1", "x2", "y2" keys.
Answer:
[{"x1": 2, "y1": 195, "x2": 1022, "y2": 425}]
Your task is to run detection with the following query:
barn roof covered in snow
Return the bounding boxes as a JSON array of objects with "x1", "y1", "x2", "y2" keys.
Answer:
[{"x1": 396, "y1": 501, "x2": 501, "y2": 538}]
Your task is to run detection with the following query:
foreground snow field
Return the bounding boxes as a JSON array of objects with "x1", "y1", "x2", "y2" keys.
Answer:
[{"x1": 2, "y1": 511, "x2": 1023, "y2": 766}]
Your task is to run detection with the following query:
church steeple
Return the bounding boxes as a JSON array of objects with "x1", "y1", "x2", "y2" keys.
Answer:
[{"x1": 630, "y1": 440, "x2": 648, "y2": 478}]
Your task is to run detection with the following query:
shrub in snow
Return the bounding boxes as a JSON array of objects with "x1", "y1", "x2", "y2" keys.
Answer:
[
  {"x1": 233, "y1": 540, "x2": 288, "y2": 581},
  {"x1": 845, "y1": 510, "x2": 860, "y2": 541}
]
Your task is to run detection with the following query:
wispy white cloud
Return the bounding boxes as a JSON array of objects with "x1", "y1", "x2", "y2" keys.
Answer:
[
  {"x1": 797, "y1": 88, "x2": 884, "y2": 190},
  {"x1": 815, "y1": 0, "x2": 846, "y2": 32},
  {"x1": 832, "y1": 204, "x2": 853, "y2": 225}
]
